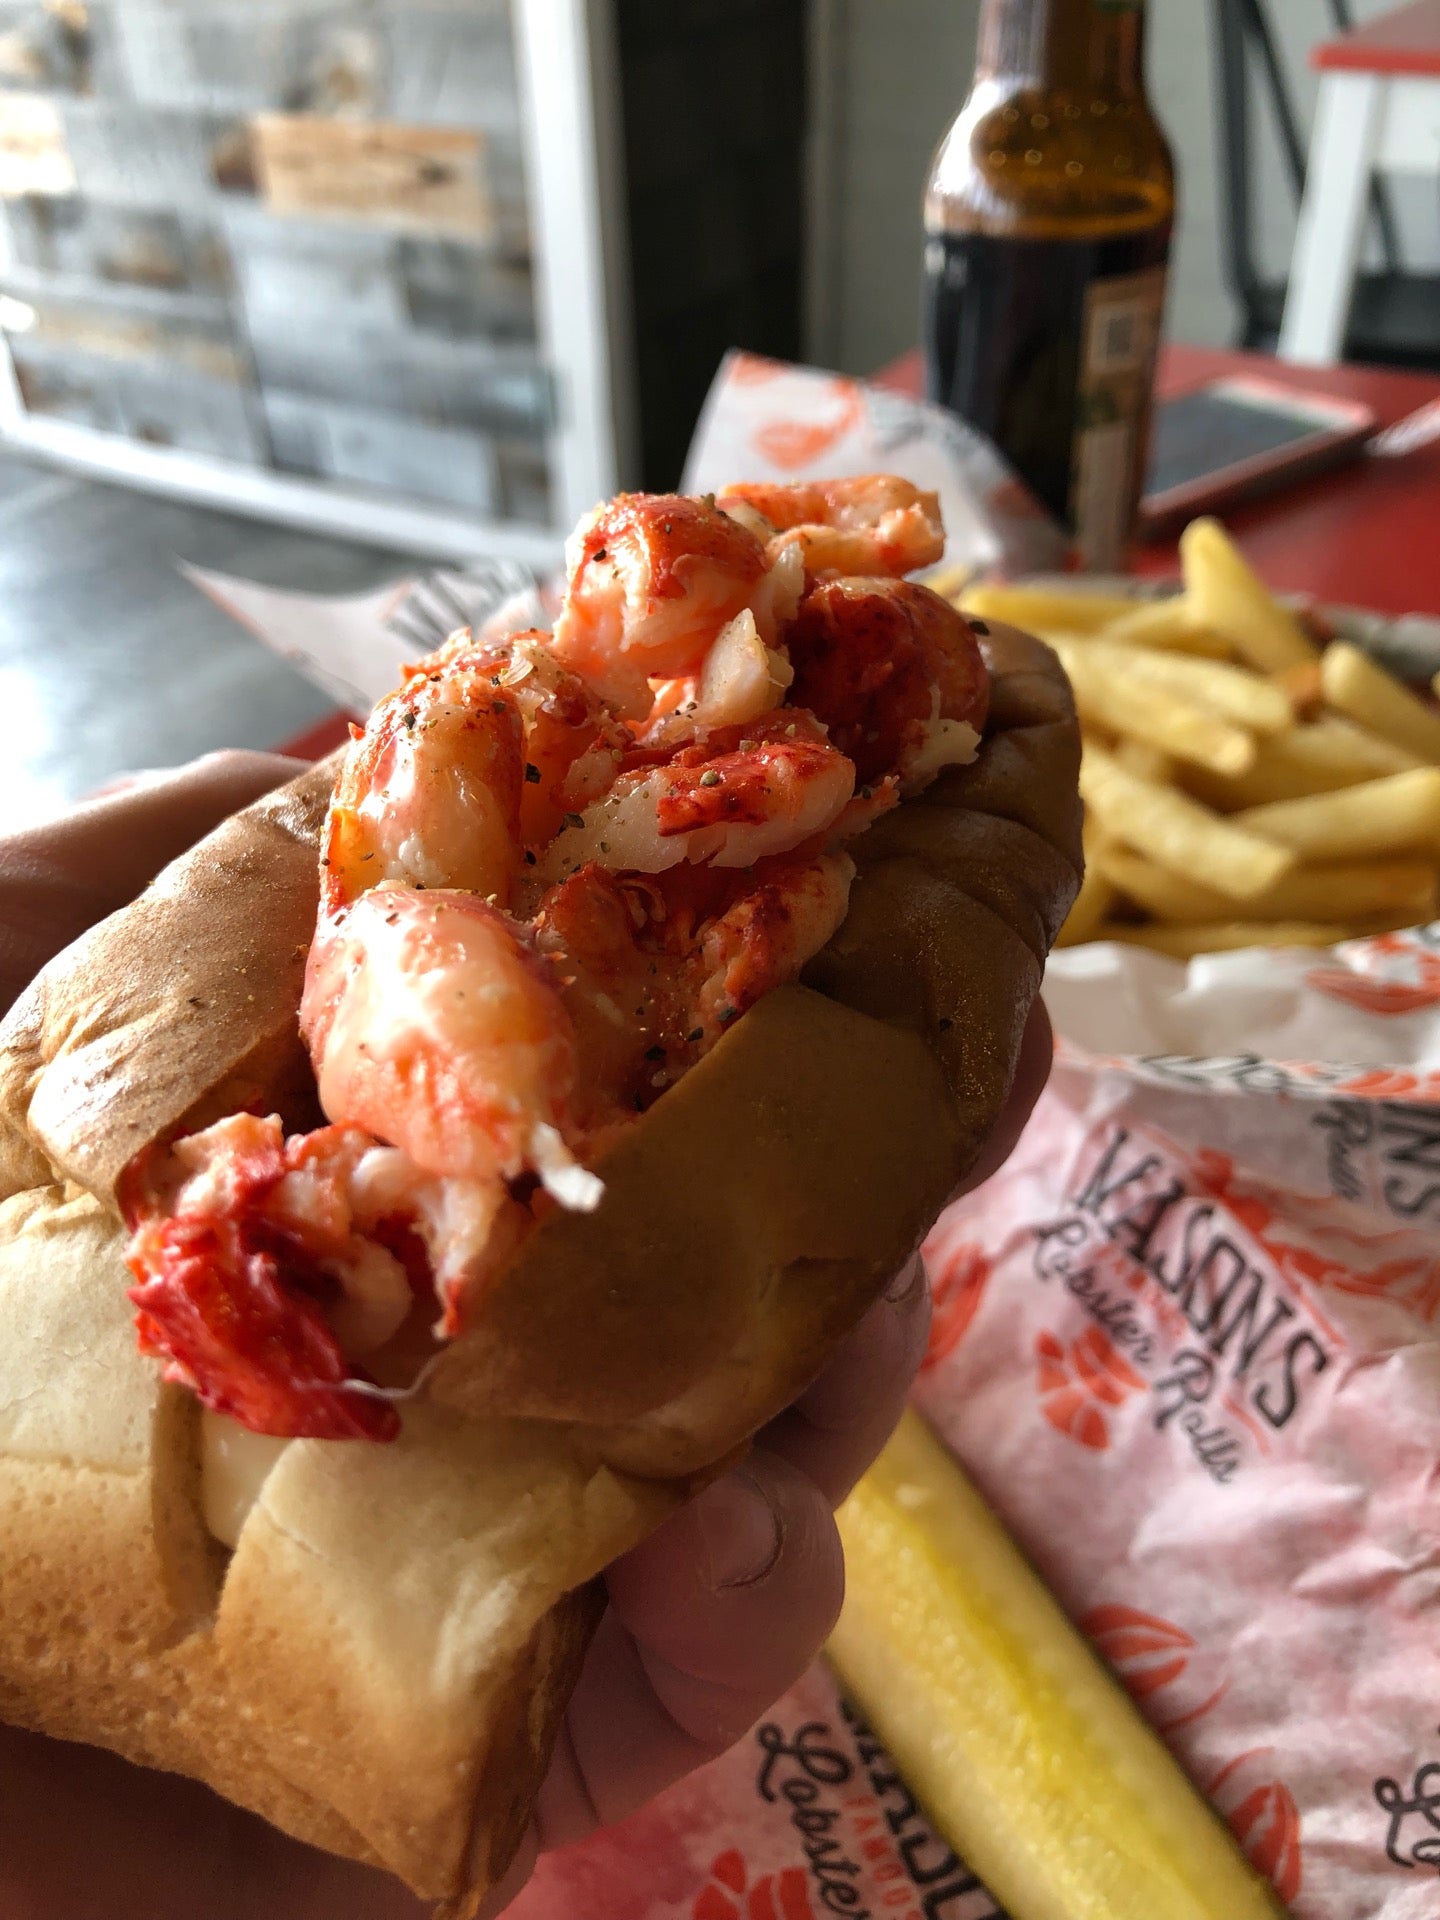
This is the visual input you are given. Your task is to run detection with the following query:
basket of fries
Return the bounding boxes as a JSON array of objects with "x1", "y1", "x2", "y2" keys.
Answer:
[{"x1": 932, "y1": 519, "x2": 1440, "y2": 961}]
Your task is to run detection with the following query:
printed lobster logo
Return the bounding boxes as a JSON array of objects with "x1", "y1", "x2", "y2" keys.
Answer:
[
  {"x1": 922, "y1": 1242, "x2": 992, "y2": 1372},
  {"x1": 1081, "y1": 1603, "x2": 1228, "y2": 1734},
  {"x1": 1335, "y1": 1065, "x2": 1428, "y2": 1100},
  {"x1": 1308, "y1": 972, "x2": 1440, "y2": 1018},
  {"x1": 1307, "y1": 932, "x2": 1440, "y2": 1018},
  {"x1": 752, "y1": 381, "x2": 865, "y2": 471},
  {"x1": 1192, "y1": 1145, "x2": 1439, "y2": 1318},
  {"x1": 1208, "y1": 1751, "x2": 1304, "y2": 1906},
  {"x1": 693, "y1": 1850, "x2": 815, "y2": 1920},
  {"x1": 728, "y1": 352, "x2": 783, "y2": 387},
  {"x1": 1034, "y1": 1326, "x2": 1145, "y2": 1451},
  {"x1": 1083, "y1": 1604, "x2": 1193, "y2": 1698}
]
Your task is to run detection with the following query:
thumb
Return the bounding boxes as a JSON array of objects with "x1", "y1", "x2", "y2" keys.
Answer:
[{"x1": 532, "y1": 1447, "x2": 843, "y2": 1852}]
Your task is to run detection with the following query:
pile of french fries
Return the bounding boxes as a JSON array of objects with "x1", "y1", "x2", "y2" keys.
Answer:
[{"x1": 943, "y1": 519, "x2": 1440, "y2": 961}]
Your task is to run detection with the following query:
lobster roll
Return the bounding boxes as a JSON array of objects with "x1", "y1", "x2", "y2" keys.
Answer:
[{"x1": 0, "y1": 477, "x2": 1081, "y2": 1912}]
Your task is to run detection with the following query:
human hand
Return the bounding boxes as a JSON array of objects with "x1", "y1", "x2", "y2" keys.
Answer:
[
  {"x1": 0, "y1": 751, "x2": 311, "y2": 1018},
  {"x1": 0, "y1": 755, "x2": 1053, "y2": 1919}
]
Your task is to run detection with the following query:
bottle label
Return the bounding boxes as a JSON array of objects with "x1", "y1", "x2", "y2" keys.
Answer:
[
  {"x1": 922, "y1": 226, "x2": 1171, "y2": 560},
  {"x1": 1071, "y1": 263, "x2": 1167, "y2": 570}
]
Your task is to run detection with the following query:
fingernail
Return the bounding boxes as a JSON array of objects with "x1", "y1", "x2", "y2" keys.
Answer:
[
  {"x1": 885, "y1": 1254, "x2": 925, "y2": 1304},
  {"x1": 693, "y1": 1467, "x2": 783, "y2": 1591}
]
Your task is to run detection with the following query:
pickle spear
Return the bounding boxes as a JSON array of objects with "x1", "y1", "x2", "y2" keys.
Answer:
[{"x1": 829, "y1": 1408, "x2": 1286, "y2": 1920}]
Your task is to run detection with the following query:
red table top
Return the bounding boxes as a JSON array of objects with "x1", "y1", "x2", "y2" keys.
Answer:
[
  {"x1": 1313, "y1": 0, "x2": 1440, "y2": 74},
  {"x1": 881, "y1": 342, "x2": 1440, "y2": 618}
]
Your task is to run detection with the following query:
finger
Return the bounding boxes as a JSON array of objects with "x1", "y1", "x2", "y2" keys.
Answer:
[
  {"x1": 59, "y1": 751, "x2": 311, "y2": 898},
  {"x1": 532, "y1": 1447, "x2": 843, "y2": 1852},
  {"x1": 10, "y1": 750, "x2": 308, "y2": 894},
  {"x1": 0, "y1": 752, "x2": 309, "y2": 1014},
  {"x1": 85, "y1": 769, "x2": 186, "y2": 800},
  {"x1": 758, "y1": 1252, "x2": 930, "y2": 1507}
]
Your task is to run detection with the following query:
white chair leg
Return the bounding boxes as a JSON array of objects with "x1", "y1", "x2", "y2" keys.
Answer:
[{"x1": 1279, "y1": 71, "x2": 1386, "y2": 366}]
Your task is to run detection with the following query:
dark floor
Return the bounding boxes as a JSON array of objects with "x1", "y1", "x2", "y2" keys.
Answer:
[{"x1": 0, "y1": 449, "x2": 415, "y2": 829}]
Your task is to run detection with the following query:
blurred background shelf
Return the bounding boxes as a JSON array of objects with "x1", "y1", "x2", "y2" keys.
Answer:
[
  {"x1": 0, "y1": 0, "x2": 816, "y2": 557},
  {"x1": 1, "y1": 1, "x2": 1436, "y2": 560}
]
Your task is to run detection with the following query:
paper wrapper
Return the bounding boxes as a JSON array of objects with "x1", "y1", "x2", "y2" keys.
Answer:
[
  {"x1": 514, "y1": 1662, "x2": 1006, "y2": 1920},
  {"x1": 911, "y1": 922, "x2": 1440, "y2": 1920},
  {"x1": 511, "y1": 921, "x2": 1440, "y2": 1920},
  {"x1": 182, "y1": 560, "x2": 550, "y2": 716},
  {"x1": 682, "y1": 352, "x2": 1069, "y2": 579}
]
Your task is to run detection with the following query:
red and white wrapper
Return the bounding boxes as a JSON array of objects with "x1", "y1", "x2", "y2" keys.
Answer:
[
  {"x1": 514, "y1": 1661, "x2": 1004, "y2": 1920},
  {"x1": 682, "y1": 351, "x2": 1069, "y2": 581},
  {"x1": 514, "y1": 924, "x2": 1440, "y2": 1920}
]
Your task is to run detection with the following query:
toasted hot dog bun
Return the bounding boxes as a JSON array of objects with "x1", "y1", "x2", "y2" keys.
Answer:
[
  {"x1": 0, "y1": 623, "x2": 1080, "y2": 1909},
  {"x1": 0, "y1": 1181, "x2": 674, "y2": 1902}
]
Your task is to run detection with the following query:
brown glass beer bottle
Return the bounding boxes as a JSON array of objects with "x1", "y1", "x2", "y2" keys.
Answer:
[{"x1": 923, "y1": 0, "x2": 1175, "y2": 569}]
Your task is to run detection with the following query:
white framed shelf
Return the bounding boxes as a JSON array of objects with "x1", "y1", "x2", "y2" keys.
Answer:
[{"x1": 0, "y1": 0, "x2": 637, "y2": 562}]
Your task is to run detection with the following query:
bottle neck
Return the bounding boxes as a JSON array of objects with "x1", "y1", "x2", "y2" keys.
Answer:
[{"x1": 975, "y1": 0, "x2": 1146, "y2": 97}]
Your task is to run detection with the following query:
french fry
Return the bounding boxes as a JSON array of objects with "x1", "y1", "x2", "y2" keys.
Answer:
[
  {"x1": 1094, "y1": 843, "x2": 1438, "y2": 928},
  {"x1": 1078, "y1": 641, "x2": 1293, "y2": 735},
  {"x1": 1320, "y1": 642, "x2": 1440, "y2": 764},
  {"x1": 1055, "y1": 640, "x2": 1256, "y2": 776},
  {"x1": 1103, "y1": 920, "x2": 1356, "y2": 958},
  {"x1": 1265, "y1": 860, "x2": 1439, "y2": 925},
  {"x1": 1097, "y1": 596, "x2": 1234, "y2": 658},
  {"x1": 1180, "y1": 519, "x2": 1318, "y2": 672},
  {"x1": 1081, "y1": 745, "x2": 1295, "y2": 899},
  {"x1": 1042, "y1": 553, "x2": 1439, "y2": 955},
  {"x1": 1055, "y1": 825, "x2": 1114, "y2": 947},
  {"x1": 1056, "y1": 866, "x2": 1114, "y2": 948},
  {"x1": 830, "y1": 1408, "x2": 1286, "y2": 1920},
  {"x1": 1091, "y1": 844, "x2": 1235, "y2": 923},
  {"x1": 1183, "y1": 717, "x2": 1423, "y2": 810},
  {"x1": 959, "y1": 582, "x2": 1140, "y2": 635},
  {"x1": 1149, "y1": 626, "x2": 1234, "y2": 661},
  {"x1": 925, "y1": 562, "x2": 974, "y2": 603},
  {"x1": 1276, "y1": 659, "x2": 1324, "y2": 719},
  {"x1": 1235, "y1": 767, "x2": 1440, "y2": 861},
  {"x1": 1113, "y1": 738, "x2": 1176, "y2": 783}
]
